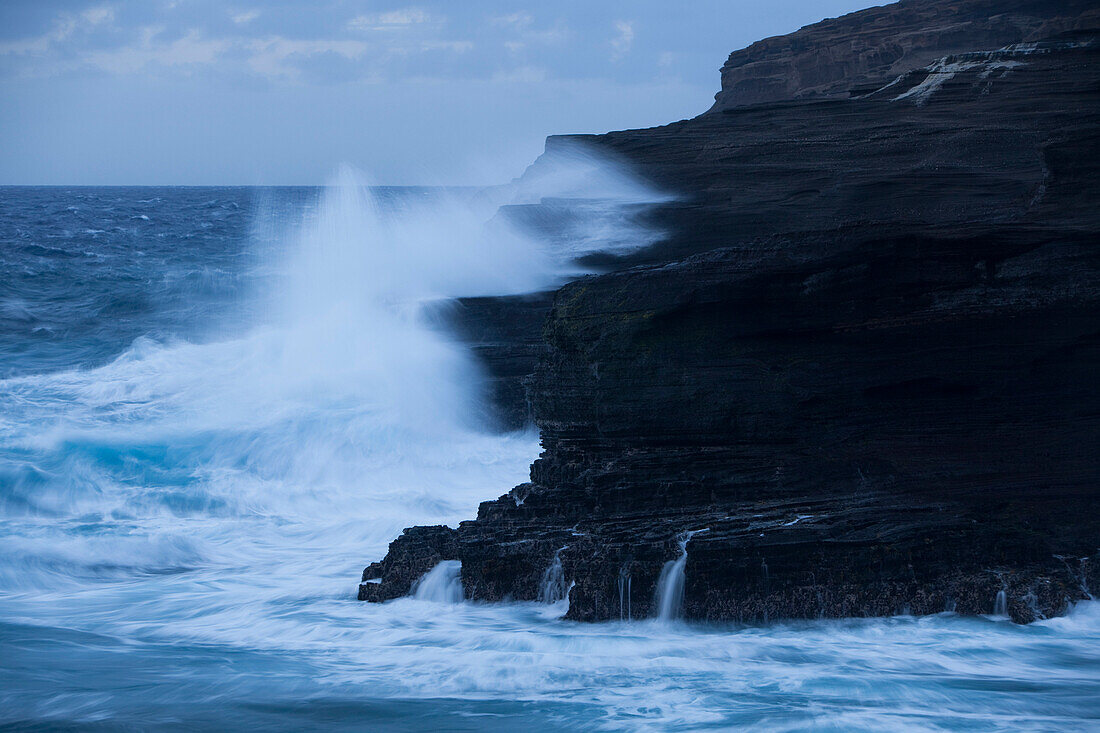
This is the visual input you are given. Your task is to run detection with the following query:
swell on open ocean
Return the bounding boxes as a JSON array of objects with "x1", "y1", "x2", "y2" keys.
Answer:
[{"x1": 1, "y1": 175, "x2": 1098, "y2": 732}]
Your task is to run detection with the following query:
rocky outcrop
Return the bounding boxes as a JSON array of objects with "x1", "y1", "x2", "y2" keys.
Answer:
[
  {"x1": 360, "y1": 3, "x2": 1100, "y2": 624},
  {"x1": 709, "y1": 0, "x2": 1100, "y2": 110},
  {"x1": 358, "y1": 526, "x2": 457, "y2": 602}
]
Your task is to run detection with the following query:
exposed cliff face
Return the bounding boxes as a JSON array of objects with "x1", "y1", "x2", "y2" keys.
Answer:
[
  {"x1": 710, "y1": 0, "x2": 1100, "y2": 110},
  {"x1": 360, "y1": 4, "x2": 1100, "y2": 624}
]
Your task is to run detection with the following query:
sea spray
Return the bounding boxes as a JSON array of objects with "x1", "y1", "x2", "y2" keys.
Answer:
[
  {"x1": 0, "y1": 177, "x2": 556, "y2": 603},
  {"x1": 0, "y1": 159, "x2": 672, "y2": 607}
]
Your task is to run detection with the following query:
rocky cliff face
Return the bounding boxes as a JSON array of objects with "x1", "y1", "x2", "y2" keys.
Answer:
[
  {"x1": 710, "y1": 0, "x2": 1100, "y2": 110},
  {"x1": 360, "y1": 1, "x2": 1100, "y2": 624}
]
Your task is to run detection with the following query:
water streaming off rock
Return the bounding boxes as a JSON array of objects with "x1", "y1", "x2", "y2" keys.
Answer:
[
  {"x1": 654, "y1": 532, "x2": 700, "y2": 621},
  {"x1": 413, "y1": 561, "x2": 464, "y2": 604},
  {"x1": 539, "y1": 546, "x2": 568, "y2": 604}
]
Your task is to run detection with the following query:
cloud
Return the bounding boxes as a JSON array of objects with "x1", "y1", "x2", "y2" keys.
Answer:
[
  {"x1": 0, "y1": 1, "x2": 469, "y2": 84},
  {"x1": 490, "y1": 13, "x2": 533, "y2": 30},
  {"x1": 610, "y1": 20, "x2": 634, "y2": 60},
  {"x1": 348, "y1": 8, "x2": 437, "y2": 31},
  {"x1": 0, "y1": 4, "x2": 113, "y2": 57},
  {"x1": 86, "y1": 29, "x2": 231, "y2": 73},
  {"x1": 0, "y1": 1, "x2": 639, "y2": 87},
  {"x1": 0, "y1": 23, "x2": 73, "y2": 56},
  {"x1": 380, "y1": 9, "x2": 432, "y2": 25},
  {"x1": 232, "y1": 10, "x2": 260, "y2": 25},
  {"x1": 494, "y1": 13, "x2": 568, "y2": 56},
  {"x1": 491, "y1": 65, "x2": 546, "y2": 83},
  {"x1": 83, "y1": 6, "x2": 116, "y2": 27},
  {"x1": 421, "y1": 40, "x2": 473, "y2": 53},
  {"x1": 523, "y1": 23, "x2": 568, "y2": 46},
  {"x1": 246, "y1": 36, "x2": 369, "y2": 80}
]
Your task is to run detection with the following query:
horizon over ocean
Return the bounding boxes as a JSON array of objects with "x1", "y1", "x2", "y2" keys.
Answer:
[{"x1": 1, "y1": 183, "x2": 1098, "y2": 731}]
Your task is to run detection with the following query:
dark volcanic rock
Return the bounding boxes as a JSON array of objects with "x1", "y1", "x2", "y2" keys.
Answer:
[
  {"x1": 361, "y1": 3, "x2": 1100, "y2": 624},
  {"x1": 710, "y1": 0, "x2": 1100, "y2": 110},
  {"x1": 358, "y1": 526, "x2": 457, "y2": 602}
]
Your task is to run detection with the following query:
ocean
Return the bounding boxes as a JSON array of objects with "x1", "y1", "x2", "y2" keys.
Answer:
[{"x1": 1, "y1": 181, "x2": 1098, "y2": 731}]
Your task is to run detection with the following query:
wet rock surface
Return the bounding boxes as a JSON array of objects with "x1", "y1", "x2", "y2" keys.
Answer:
[
  {"x1": 361, "y1": 2, "x2": 1100, "y2": 624},
  {"x1": 358, "y1": 526, "x2": 457, "y2": 602}
]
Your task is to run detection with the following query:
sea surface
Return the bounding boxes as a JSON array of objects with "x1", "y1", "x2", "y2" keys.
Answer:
[{"x1": 1, "y1": 182, "x2": 1098, "y2": 731}]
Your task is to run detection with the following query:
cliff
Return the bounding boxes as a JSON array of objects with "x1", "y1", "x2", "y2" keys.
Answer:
[
  {"x1": 710, "y1": 0, "x2": 1100, "y2": 110},
  {"x1": 359, "y1": 1, "x2": 1100, "y2": 623}
]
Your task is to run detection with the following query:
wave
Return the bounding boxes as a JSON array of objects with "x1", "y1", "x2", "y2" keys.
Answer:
[
  {"x1": 0, "y1": 168, "x2": 575, "y2": 597},
  {"x1": 0, "y1": 153, "x2": 667, "y2": 593}
]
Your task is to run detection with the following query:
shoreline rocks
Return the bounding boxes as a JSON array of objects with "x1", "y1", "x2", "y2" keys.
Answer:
[{"x1": 359, "y1": 1, "x2": 1100, "y2": 624}]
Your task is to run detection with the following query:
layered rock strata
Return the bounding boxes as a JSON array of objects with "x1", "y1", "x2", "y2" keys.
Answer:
[
  {"x1": 361, "y1": 3, "x2": 1100, "y2": 624},
  {"x1": 710, "y1": 0, "x2": 1100, "y2": 110}
]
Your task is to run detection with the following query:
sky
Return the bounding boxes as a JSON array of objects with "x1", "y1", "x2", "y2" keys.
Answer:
[{"x1": 0, "y1": 0, "x2": 874, "y2": 185}]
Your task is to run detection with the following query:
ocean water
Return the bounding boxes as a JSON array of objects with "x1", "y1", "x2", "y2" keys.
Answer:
[{"x1": 1, "y1": 180, "x2": 1098, "y2": 732}]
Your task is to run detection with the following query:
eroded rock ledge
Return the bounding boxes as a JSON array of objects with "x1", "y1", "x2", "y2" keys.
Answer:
[{"x1": 359, "y1": 4, "x2": 1100, "y2": 624}]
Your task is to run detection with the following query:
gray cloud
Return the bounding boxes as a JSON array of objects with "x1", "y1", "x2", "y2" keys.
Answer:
[{"x1": 0, "y1": 0, "x2": 873, "y2": 183}]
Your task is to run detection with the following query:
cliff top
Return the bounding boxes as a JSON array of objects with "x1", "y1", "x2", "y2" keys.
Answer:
[{"x1": 710, "y1": 0, "x2": 1100, "y2": 110}]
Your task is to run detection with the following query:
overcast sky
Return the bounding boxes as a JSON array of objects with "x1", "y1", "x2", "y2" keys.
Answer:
[{"x1": 0, "y1": 0, "x2": 873, "y2": 185}]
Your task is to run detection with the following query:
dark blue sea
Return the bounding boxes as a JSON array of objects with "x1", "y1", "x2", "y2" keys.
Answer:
[{"x1": 1, "y1": 181, "x2": 1098, "y2": 731}]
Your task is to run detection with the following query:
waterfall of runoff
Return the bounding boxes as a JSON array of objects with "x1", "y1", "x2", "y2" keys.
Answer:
[
  {"x1": 413, "y1": 561, "x2": 464, "y2": 604},
  {"x1": 654, "y1": 530, "x2": 705, "y2": 621},
  {"x1": 1, "y1": 167, "x2": 1099, "y2": 731},
  {"x1": 619, "y1": 565, "x2": 633, "y2": 621},
  {"x1": 539, "y1": 546, "x2": 569, "y2": 604}
]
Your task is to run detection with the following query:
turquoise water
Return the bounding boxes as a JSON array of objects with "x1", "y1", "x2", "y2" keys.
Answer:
[{"x1": 1, "y1": 182, "x2": 1098, "y2": 731}]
